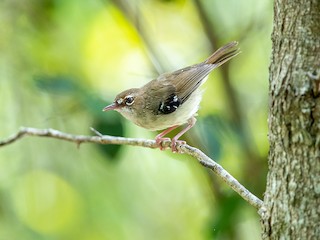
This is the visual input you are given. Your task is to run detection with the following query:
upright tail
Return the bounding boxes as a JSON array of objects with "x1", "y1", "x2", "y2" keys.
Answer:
[{"x1": 204, "y1": 41, "x2": 240, "y2": 66}]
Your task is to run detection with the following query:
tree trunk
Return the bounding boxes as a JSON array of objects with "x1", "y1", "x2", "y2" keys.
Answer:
[{"x1": 262, "y1": 0, "x2": 320, "y2": 239}]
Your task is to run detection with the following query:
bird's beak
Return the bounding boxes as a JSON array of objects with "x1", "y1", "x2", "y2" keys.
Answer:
[{"x1": 102, "y1": 103, "x2": 118, "y2": 111}]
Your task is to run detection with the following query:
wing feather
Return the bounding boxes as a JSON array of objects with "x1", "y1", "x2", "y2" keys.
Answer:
[
  {"x1": 156, "y1": 42, "x2": 239, "y2": 104},
  {"x1": 142, "y1": 42, "x2": 240, "y2": 113}
]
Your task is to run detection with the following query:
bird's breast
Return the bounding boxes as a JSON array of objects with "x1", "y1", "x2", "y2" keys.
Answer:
[{"x1": 137, "y1": 89, "x2": 203, "y2": 131}]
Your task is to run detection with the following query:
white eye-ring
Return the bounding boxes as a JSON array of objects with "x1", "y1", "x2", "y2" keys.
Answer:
[
  {"x1": 116, "y1": 98, "x2": 123, "y2": 105},
  {"x1": 125, "y1": 95, "x2": 134, "y2": 106}
]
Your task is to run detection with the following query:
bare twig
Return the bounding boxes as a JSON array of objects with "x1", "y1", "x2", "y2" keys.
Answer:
[{"x1": 0, "y1": 127, "x2": 263, "y2": 210}]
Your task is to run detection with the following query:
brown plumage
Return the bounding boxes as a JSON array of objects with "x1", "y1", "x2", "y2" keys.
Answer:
[{"x1": 103, "y1": 41, "x2": 240, "y2": 151}]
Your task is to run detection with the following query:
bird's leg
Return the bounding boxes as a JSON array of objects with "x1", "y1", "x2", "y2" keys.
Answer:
[
  {"x1": 171, "y1": 117, "x2": 197, "y2": 152},
  {"x1": 155, "y1": 125, "x2": 179, "y2": 150}
]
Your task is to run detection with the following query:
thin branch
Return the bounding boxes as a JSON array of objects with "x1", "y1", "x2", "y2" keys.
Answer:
[{"x1": 0, "y1": 127, "x2": 263, "y2": 211}]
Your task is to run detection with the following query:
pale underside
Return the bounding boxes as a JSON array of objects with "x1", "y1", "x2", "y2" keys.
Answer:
[{"x1": 116, "y1": 88, "x2": 202, "y2": 131}]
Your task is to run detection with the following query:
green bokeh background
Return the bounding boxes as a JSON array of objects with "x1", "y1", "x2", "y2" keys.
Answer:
[{"x1": 0, "y1": 0, "x2": 271, "y2": 239}]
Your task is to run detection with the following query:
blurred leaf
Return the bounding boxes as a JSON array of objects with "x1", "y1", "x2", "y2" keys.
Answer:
[
  {"x1": 34, "y1": 74, "x2": 80, "y2": 94},
  {"x1": 209, "y1": 195, "x2": 241, "y2": 238},
  {"x1": 80, "y1": 93, "x2": 114, "y2": 119},
  {"x1": 33, "y1": 73, "x2": 125, "y2": 160},
  {"x1": 81, "y1": 92, "x2": 125, "y2": 160},
  {"x1": 11, "y1": 170, "x2": 83, "y2": 234},
  {"x1": 92, "y1": 115, "x2": 124, "y2": 162},
  {"x1": 198, "y1": 115, "x2": 234, "y2": 161},
  {"x1": 156, "y1": 0, "x2": 185, "y2": 3}
]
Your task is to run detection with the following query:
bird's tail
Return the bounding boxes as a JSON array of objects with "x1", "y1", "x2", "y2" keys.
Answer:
[{"x1": 205, "y1": 41, "x2": 240, "y2": 66}]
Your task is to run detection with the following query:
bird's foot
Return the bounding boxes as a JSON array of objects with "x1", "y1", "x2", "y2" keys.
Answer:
[
  {"x1": 155, "y1": 137, "x2": 186, "y2": 152},
  {"x1": 171, "y1": 139, "x2": 186, "y2": 153},
  {"x1": 155, "y1": 137, "x2": 171, "y2": 151}
]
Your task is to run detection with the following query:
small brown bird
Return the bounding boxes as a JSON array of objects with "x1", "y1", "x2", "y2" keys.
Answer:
[{"x1": 103, "y1": 42, "x2": 240, "y2": 152}]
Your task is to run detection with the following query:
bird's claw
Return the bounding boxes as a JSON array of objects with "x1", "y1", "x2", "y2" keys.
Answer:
[
  {"x1": 171, "y1": 140, "x2": 186, "y2": 153},
  {"x1": 155, "y1": 137, "x2": 186, "y2": 152},
  {"x1": 155, "y1": 137, "x2": 171, "y2": 150}
]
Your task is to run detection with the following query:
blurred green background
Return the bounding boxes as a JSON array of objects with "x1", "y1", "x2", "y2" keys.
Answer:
[{"x1": 0, "y1": 0, "x2": 271, "y2": 239}]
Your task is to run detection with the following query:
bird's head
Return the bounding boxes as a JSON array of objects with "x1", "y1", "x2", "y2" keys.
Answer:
[{"x1": 103, "y1": 88, "x2": 140, "y2": 116}]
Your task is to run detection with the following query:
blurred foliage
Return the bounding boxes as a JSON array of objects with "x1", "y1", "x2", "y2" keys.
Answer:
[
  {"x1": 34, "y1": 74, "x2": 125, "y2": 159},
  {"x1": 0, "y1": 0, "x2": 271, "y2": 239}
]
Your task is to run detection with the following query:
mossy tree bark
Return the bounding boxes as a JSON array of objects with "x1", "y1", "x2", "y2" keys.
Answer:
[{"x1": 262, "y1": 0, "x2": 320, "y2": 239}]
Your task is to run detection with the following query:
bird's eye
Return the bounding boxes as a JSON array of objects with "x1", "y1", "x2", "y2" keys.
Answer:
[{"x1": 125, "y1": 96, "x2": 134, "y2": 105}]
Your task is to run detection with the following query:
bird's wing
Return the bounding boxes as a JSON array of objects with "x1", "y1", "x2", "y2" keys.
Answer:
[
  {"x1": 157, "y1": 63, "x2": 214, "y2": 104},
  {"x1": 156, "y1": 41, "x2": 240, "y2": 104},
  {"x1": 143, "y1": 79, "x2": 181, "y2": 115}
]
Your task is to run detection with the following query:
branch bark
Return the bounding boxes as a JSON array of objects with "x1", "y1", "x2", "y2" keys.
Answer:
[{"x1": 0, "y1": 127, "x2": 263, "y2": 211}]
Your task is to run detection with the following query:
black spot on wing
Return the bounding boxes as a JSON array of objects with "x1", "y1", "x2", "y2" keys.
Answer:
[{"x1": 158, "y1": 94, "x2": 181, "y2": 114}]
